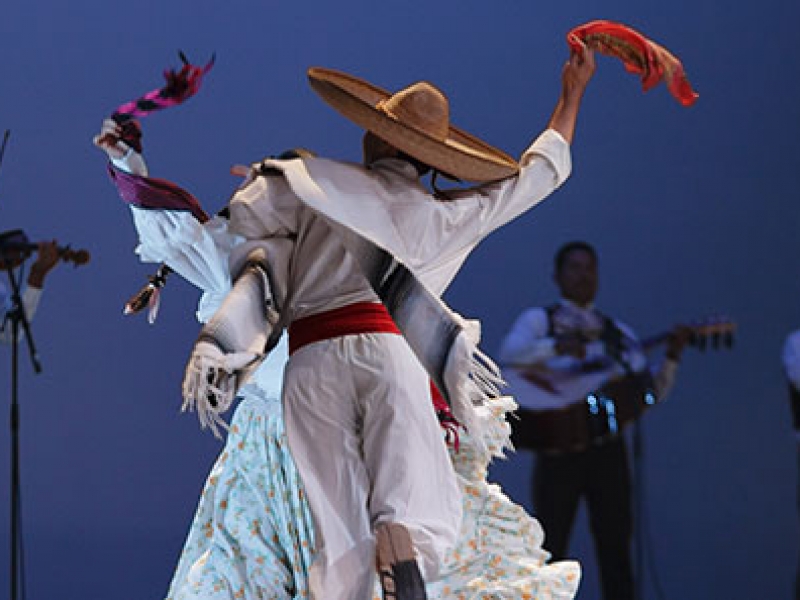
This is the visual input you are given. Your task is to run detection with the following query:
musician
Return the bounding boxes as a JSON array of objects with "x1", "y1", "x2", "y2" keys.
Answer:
[
  {"x1": 499, "y1": 240, "x2": 689, "y2": 600},
  {"x1": 782, "y1": 330, "x2": 800, "y2": 439},
  {"x1": 781, "y1": 328, "x2": 800, "y2": 600},
  {"x1": 0, "y1": 241, "x2": 61, "y2": 344}
]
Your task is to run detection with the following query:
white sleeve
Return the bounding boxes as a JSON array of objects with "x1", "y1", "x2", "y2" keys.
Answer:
[
  {"x1": 111, "y1": 147, "x2": 149, "y2": 176},
  {"x1": 110, "y1": 144, "x2": 243, "y2": 321},
  {"x1": 618, "y1": 319, "x2": 679, "y2": 400},
  {"x1": 0, "y1": 285, "x2": 42, "y2": 345},
  {"x1": 474, "y1": 128, "x2": 571, "y2": 237},
  {"x1": 783, "y1": 331, "x2": 800, "y2": 389},
  {"x1": 613, "y1": 320, "x2": 649, "y2": 373},
  {"x1": 400, "y1": 129, "x2": 571, "y2": 292},
  {"x1": 611, "y1": 320, "x2": 679, "y2": 400},
  {"x1": 418, "y1": 128, "x2": 571, "y2": 243},
  {"x1": 21, "y1": 285, "x2": 41, "y2": 323},
  {"x1": 498, "y1": 307, "x2": 555, "y2": 365},
  {"x1": 108, "y1": 142, "x2": 234, "y2": 295},
  {"x1": 130, "y1": 209, "x2": 237, "y2": 302}
]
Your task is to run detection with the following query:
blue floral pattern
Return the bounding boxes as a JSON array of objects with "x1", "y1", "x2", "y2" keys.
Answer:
[{"x1": 167, "y1": 395, "x2": 579, "y2": 599}]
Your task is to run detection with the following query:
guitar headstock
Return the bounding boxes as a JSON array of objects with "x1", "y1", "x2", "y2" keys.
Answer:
[{"x1": 682, "y1": 317, "x2": 737, "y2": 350}]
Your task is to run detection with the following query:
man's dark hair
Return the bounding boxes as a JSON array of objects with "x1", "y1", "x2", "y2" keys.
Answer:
[{"x1": 554, "y1": 241, "x2": 597, "y2": 273}]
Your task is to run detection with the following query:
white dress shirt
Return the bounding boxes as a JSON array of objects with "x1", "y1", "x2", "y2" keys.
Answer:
[{"x1": 261, "y1": 128, "x2": 571, "y2": 298}]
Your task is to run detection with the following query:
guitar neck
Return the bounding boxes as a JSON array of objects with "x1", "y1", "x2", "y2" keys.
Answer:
[
  {"x1": 640, "y1": 320, "x2": 736, "y2": 353},
  {"x1": 640, "y1": 331, "x2": 672, "y2": 351}
]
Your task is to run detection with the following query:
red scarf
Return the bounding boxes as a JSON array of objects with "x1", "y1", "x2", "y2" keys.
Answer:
[{"x1": 568, "y1": 20, "x2": 698, "y2": 107}]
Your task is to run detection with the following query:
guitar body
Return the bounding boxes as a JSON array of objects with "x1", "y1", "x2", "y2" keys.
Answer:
[
  {"x1": 506, "y1": 316, "x2": 734, "y2": 455},
  {"x1": 510, "y1": 371, "x2": 656, "y2": 455}
]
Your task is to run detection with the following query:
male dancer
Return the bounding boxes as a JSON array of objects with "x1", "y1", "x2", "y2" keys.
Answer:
[{"x1": 179, "y1": 47, "x2": 595, "y2": 600}]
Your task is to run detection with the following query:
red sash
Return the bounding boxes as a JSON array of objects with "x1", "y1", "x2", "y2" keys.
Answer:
[
  {"x1": 288, "y1": 302, "x2": 400, "y2": 355},
  {"x1": 288, "y1": 301, "x2": 461, "y2": 444}
]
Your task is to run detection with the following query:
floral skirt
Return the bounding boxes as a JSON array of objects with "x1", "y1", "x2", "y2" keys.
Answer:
[
  {"x1": 166, "y1": 394, "x2": 315, "y2": 599},
  {"x1": 167, "y1": 395, "x2": 579, "y2": 599},
  {"x1": 411, "y1": 397, "x2": 580, "y2": 600}
]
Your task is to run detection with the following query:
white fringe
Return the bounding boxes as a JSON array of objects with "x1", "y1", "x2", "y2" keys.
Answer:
[
  {"x1": 181, "y1": 248, "x2": 279, "y2": 436},
  {"x1": 443, "y1": 330, "x2": 512, "y2": 459},
  {"x1": 181, "y1": 341, "x2": 260, "y2": 438}
]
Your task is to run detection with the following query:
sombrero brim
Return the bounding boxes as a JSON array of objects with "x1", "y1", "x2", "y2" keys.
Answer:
[{"x1": 308, "y1": 67, "x2": 519, "y2": 183}]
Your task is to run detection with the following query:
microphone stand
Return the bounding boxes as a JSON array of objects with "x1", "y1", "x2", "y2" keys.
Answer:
[
  {"x1": 632, "y1": 414, "x2": 645, "y2": 600},
  {"x1": 2, "y1": 252, "x2": 41, "y2": 600},
  {"x1": 604, "y1": 331, "x2": 646, "y2": 600}
]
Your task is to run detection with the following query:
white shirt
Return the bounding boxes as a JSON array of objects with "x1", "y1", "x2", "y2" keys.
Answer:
[
  {"x1": 282, "y1": 129, "x2": 569, "y2": 296},
  {"x1": 116, "y1": 128, "x2": 570, "y2": 319},
  {"x1": 111, "y1": 150, "x2": 289, "y2": 397},
  {"x1": 227, "y1": 128, "x2": 571, "y2": 317}
]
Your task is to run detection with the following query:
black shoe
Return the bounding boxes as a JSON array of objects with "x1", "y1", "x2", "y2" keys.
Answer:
[{"x1": 375, "y1": 523, "x2": 427, "y2": 600}]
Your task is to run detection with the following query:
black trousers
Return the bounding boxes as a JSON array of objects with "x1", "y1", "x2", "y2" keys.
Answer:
[
  {"x1": 533, "y1": 436, "x2": 634, "y2": 600},
  {"x1": 796, "y1": 446, "x2": 800, "y2": 600}
]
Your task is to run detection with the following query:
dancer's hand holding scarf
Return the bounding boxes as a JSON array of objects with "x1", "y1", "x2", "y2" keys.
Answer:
[{"x1": 96, "y1": 54, "x2": 215, "y2": 321}]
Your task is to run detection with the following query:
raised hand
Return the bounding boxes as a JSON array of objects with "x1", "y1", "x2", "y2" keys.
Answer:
[
  {"x1": 92, "y1": 118, "x2": 129, "y2": 160},
  {"x1": 28, "y1": 241, "x2": 61, "y2": 288}
]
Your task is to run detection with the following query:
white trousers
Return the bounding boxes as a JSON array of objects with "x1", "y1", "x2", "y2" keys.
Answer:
[{"x1": 282, "y1": 333, "x2": 462, "y2": 600}]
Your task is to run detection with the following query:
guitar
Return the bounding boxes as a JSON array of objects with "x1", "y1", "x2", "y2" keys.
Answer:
[{"x1": 506, "y1": 317, "x2": 736, "y2": 454}]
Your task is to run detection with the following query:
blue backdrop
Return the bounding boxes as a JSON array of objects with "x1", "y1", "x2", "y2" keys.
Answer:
[{"x1": 0, "y1": 1, "x2": 797, "y2": 598}]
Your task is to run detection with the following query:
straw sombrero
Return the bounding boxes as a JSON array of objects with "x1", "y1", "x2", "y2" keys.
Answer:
[{"x1": 307, "y1": 67, "x2": 519, "y2": 183}]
